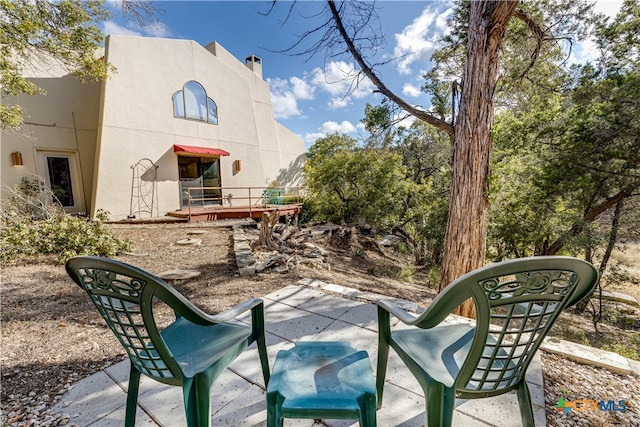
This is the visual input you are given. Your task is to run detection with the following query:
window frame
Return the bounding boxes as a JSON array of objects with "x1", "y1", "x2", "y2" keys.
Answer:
[{"x1": 172, "y1": 80, "x2": 218, "y2": 125}]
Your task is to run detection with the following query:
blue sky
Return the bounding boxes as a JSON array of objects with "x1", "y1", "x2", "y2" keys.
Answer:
[{"x1": 103, "y1": 1, "x2": 623, "y2": 150}]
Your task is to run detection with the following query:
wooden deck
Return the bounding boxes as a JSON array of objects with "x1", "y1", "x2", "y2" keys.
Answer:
[{"x1": 166, "y1": 203, "x2": 303, "y2": 223}]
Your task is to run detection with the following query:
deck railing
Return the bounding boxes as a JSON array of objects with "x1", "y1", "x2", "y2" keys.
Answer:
[{"x1": 185, "y1": 186, "x2": 302, "y2": 219}]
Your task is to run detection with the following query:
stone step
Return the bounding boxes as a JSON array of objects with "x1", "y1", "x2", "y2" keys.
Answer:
[{"x1": 599, "y1": 290, "x2": 640, "y2": 307}]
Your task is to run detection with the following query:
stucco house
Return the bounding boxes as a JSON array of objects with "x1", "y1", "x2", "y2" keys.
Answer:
[{"x1": 1, "y1": 35, "x2": 305, "y2": 220}]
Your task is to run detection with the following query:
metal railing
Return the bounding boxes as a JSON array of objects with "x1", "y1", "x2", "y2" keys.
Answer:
[{"x1": 185, "y1": 186, "x2": 302, "y2": 219}]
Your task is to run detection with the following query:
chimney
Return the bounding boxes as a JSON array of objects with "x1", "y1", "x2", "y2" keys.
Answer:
[{"x1": 245, "y1": 55, "x2": 262, "y2": 79}]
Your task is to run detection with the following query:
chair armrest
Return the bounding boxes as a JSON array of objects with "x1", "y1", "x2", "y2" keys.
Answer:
[
  {"x1": 377, "y1": 300, "x2": 421, "y2": 325},
  {"x1": 174, "y1": 297, "x2": 263, "y2": 326},
  {"x1": 209, "y1": 298, "x2": 264, "y2": 323},
  {"x1": 379, "y1": 291, "x2": 467, "y2": 330}
]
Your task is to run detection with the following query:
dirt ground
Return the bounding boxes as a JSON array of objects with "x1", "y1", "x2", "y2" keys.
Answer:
[{"x1": 1, "y1": 221, "x2": 639, "y2": 426}]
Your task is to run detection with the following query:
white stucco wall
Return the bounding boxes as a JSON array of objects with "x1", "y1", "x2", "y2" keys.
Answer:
[
  {"x1": 93, "y1": 35, "x2": 305, "y2": 219},
  {"x1": 1, "y1": 36, "x2": 305, "y2": 220},
  {"x1": 1, "y1": 58, "x2": 101, "y2": 215}
]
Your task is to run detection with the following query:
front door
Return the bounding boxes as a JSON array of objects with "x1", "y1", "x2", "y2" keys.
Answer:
[
  {"x1": 178, "y1": 156, "x2": 221, "y2": 208},
  {"x1": 35, "y1": 150, "x2": 85, "y2": 214}
]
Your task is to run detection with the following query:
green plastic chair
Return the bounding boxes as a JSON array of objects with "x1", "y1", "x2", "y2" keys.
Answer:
[
  {"x1": 66, "y1": 256, "x2": 271, "y2": 427},
  {"x1": 376, "y1": 256, "x2": 598, "y2": 427}
]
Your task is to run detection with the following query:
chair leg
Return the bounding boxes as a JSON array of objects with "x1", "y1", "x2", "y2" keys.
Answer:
[
  {"x1": 425, "y1": 382, "x2": 455, "y2": 427},
  {"x1": 516, "y1": 380, "x2": 535, "y2": 427},
  {"x1": 125, "y1": 362, "x2": 141, "y2": 427},
  {"x1": 183, "y1": 373, "x2": 214, "y2": 427},
  {"x1": 257, "y1": 331, "x2": 271, "y2": 386},
  {"x1": 375, "y1": 344, "x2": 389, "y2": 410},
  {"x1": 358, "y1": 391, "x2": 377, "y2": 427},
  {"x1": 376, "y1": 308, "x2": 391, "y2": 409},
  {"x1": 266, "y1": 392, "x2": 284, "y2": 427},
  {"x1": 252, "y1": 302, "x2": 271, "y2": 386}
]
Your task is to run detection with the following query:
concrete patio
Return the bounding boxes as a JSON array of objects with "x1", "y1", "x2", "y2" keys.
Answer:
[{"x1": 51, "y1": 284, "x2": 546, "y2": 426}]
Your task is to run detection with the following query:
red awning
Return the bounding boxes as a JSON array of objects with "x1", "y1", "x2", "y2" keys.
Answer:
[{"x1": 173, "y1": 144, "x2": 230, "y2": 156}]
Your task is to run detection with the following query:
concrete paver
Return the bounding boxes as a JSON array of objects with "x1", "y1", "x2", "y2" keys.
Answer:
[{"x1": 51, "y1": 285, "x2": 547, "y2": 426}]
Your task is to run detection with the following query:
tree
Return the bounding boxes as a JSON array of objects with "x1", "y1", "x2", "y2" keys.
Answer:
[
  {"x1": 361, "y1": 105, "x2": 451, "y2": 265},
  {"x1": 276, "y1": 0, "x2": 597, "y2": 317},
  {"x1": 340, "y1": 1, "x2": 604, "y2": 317},
  {"x1": 0, "y1": 0, "x2": 158, "y2": 130},
  {"x1": 489, "y1": 0, "x2": 640, "y2": 262},
  {"x1": 303, "y1": 133, "x2": 409, "y2": 228},
  {"x1": 0, "y1": 0, "x2": 109, "y2": 129}
]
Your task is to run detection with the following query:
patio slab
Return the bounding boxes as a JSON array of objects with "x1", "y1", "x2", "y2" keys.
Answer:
[{"x1": 51, "y1": 285, "x2": 546, "y2": 426}]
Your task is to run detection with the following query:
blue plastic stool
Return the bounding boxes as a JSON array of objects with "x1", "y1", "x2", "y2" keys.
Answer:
[{"x1": 266, "y1": 341, "x2": 377, "y2": 427}]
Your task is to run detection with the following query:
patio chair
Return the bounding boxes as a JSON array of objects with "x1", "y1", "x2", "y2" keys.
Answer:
[
  {"x1": 66, "y1": 256, "x2": 271, "y2": 427},
  {"x1": 375, "y1": 256, "x2": 598, "y2": 427}
]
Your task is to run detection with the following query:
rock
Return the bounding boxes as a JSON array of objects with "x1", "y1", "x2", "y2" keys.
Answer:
[
  {"x1": 377, "y1": 234, "x2": 403, "y2": 246},
  {"x1": 308, "y1": 223, "x2": 340, "y2": 236},
  {"x1": 156, "y1": 270, "x2": 201, "y2": 280},
  {"x1": 186, "y1": 230, "x2": 207, "y2": 235},
  {"x1": 176, "y1": 238, "x2": 202, "y2": 246},
  {"x1": 238, "y1": 264, "x2": 256, "y2": 277},
  {"x1": 599, "y1": 290, "x2": 640, "y2": 307},
  {"x1": 255, "y1": 255, "x2": 286, "y2": 273},
  {"x1": 123, "y1": 251, "x2": 149, "y2": 257}
]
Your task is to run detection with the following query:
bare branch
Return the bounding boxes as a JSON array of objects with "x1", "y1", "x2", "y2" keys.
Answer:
[
  {"x1": 327, "y1": 1, "x2": 454, "y2": 136},
  {"x1": 116, "y1": 0, "x2": 163, "y2": 27},
  {"x1": 513, "y1": 8, "x2": 548, "y2": 80}
]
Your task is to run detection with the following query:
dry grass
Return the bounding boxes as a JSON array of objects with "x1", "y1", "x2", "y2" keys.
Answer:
[{"x1": 609, "y1": 239, "x2": 640, "y2": 301}]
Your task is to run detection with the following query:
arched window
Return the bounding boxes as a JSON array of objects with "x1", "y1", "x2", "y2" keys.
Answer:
[
  {"x1": 207, "y1": 98, "x2": 218, "y2": 125},
  {"x1": 172, "y1": 81, "x2": 218, "y2": 125}
]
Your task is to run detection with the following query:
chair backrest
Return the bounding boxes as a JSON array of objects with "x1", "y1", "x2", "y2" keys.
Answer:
[
  {"x1": 66, "y1": 256, "x2": 191, "y2": 385},
  {"x1": 419, "y1": 256, "x2": 598, "y2": 397}
]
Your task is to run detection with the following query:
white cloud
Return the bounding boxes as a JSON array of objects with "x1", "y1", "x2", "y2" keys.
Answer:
[
  {"x1": 103, "y1": 19, "x2": 172, "y2": 38},
  {"x1": 303, "y1": 120, "x2": 357, "y2": 145},
  {"x1": 290, "y1": 76, "x2": 315, "y2": 100},
  {"x1": 321, "y1": 120, "x2": 356, "y2": 134},
  {"x1": 393, "y1": 6, "x2": 452, "y2": 75},
  {"x1": 267, "y1": 76, "x2": 315, "y2": 119},
  {"x1": 570, "y1": 40, "x2": 600, "y2": 64},
  {"x1": 142, "y1": 21, "x2": 171, "y2": 38},
  {"x1": 569, "y1": 0, "x2": 624, "y2": 64},
  {"x1": 267, "y1": 77, "x2": 289, "y2": 93},
  {"x1": 393, "y1": 112, "x2": 417, "y2": 128},
  {"x1": 311, "y1": 61, "x2": 355, "y2": 96},
  {"x1": 311, "y1": 61, "x2": 375, "y2": 109},
  {"x1": 593, "y1": 0, "x2": 623, "y2": 19},
  {"x1": 304, "y1": 132, "x2": 325, "y2": 145},
  {"x1": 402, "y1": 83, "x2": 422, "y2": 98},
  {"x1": 269, "y1": 61, "x2": 375, "y2": 117},
  {"x1": 103, "y1": 21, "x2": 142, "y2": 37},
  {"x1": 328, "y1": 97, "x2": 350, "y2": 109},
  {"x1": 271, "y1": 92, "x2": 301, "y2": 119}
]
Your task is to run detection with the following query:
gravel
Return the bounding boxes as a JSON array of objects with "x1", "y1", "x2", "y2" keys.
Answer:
[
  {"x1": 543, "y1": 353, "x2": 640, "y2": 426},
  {"x1": 3, "y1": 388, "x2": 75, "y2": 427}
]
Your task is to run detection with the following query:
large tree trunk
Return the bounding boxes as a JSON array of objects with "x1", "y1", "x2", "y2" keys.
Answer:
[{"x1": 439, "y1": 1, "x2": 518, "y2": 318}]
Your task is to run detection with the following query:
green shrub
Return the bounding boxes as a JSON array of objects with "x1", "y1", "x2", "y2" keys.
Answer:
[
  {"x1": 395, "y1": 242, "x2": 409, "y2": 254},
  {"x1": 1, "y1": 178, "x2": 132, "y2": 264},
  {"x1": 399, "y1": 265, "x2": 414, "y2": 282},
  {"x1": 297, "y1": 196, "x2": 320, "y2": 225},
  {"x1": 1, "y1": 210, "x2": 132, "y2": 264},
  {"x1": 601, "y1": 343, "x2": 638, "y2": 360}
]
